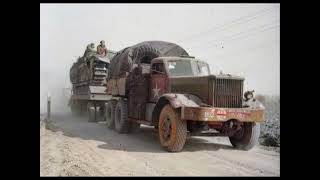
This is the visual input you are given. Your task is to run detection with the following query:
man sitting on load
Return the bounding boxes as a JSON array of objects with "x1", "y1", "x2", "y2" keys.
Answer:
[
  {"x1": 97, "y1": 40, "x2": 107, "y2": 57},
  {"x1": 83, "y1": 43, "x2": 96, "y2": 60}
]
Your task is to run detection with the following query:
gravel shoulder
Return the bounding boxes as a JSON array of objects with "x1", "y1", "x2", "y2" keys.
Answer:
[{"x1": 40, "y1": 112, "x2": 280, "y2": 176}]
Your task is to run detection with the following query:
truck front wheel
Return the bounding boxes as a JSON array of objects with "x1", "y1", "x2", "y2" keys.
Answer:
[
  {"x1": 158, "y1": 104, "x2": 187, "y2": 152},
  {"x1": 229, "y1": 122, "x2": 260, "y2": 150},
  {"x1": 114, "y1": 98, "x2": 130, "y2": 133}
]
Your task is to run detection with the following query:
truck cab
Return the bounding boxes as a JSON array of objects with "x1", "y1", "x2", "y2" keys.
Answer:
[{"x1": 149, "y1": 56, "x2": 210, "y2": 103}]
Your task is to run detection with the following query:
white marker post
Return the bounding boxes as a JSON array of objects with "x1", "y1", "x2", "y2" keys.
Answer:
[{"x1": 47, "y1": 92, "x2": 51, "y2": 121}]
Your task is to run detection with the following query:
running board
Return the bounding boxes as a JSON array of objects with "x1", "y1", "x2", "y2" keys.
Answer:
[{"x1": 128, "y1": 118, "x2": 153, "y2": 126}]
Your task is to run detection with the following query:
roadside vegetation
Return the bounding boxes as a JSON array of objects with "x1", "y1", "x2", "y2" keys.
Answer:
[{"x1": 256, "y1": 94, "x2": 280, "y2": 147}]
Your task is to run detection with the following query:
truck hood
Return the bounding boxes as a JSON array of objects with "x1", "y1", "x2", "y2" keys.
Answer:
[
  {"x1": 169, "y1": 76, "x2": 213, "y2": 105},
  {"x1": 169, "y1": 74, "x2": 244, "y2": 106}
]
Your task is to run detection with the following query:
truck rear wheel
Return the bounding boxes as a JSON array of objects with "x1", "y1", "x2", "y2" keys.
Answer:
[
  {"x1": 229, "y1": 122, "x2": 260, "y2": 150},
  {"x1": 158, "y1": 104, "x2": 187, "y2": 152},
  {"x1": 114, "y1": 98, "x2": 130, "y2": 133},
  {"x1": 105, "y1": 100, "x2": 117, "y2": 129}
]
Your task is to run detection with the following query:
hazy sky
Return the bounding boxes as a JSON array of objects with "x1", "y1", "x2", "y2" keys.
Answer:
[{"x1": 40, "y1": 3, "x2": 279, "y2": 111}]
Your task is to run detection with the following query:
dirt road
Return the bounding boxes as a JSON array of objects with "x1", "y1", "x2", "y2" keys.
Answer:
[{"x1": 40, "y1": 112, "x2": 280, "y2": 176}]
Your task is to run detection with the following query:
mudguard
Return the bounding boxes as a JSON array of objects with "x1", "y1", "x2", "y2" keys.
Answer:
[
  {"x1": 158, "y1": 93, "x2": 203, "y2": 108},
  {"x1": 151, "y1": 93, "x2": 203, "y2": 125}
]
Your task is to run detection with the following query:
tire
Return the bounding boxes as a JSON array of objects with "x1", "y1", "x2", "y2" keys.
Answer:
[
  {"x1": 95, "y1": 106, "x2": 102, "y2": 121},
  {"x1": 114, "y1": 98, "x2": 130, "y2": 133},
  {"x1": 105, "y1": 100, "x2": 117, "y2": 129},
  {"x1": 158, "y1": 104, "x2": 187, "y2": 152},
  {"x1": 229, "y1": 122, "x2": 260, "y2": 151},
  {"x1": 87, "y1": 102, "x2": 96, "y2": 122},
  {"x1": 133, "y1": 44, "x2": 160, "y2": 64}
]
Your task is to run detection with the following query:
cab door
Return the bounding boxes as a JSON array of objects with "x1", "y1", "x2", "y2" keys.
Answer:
[{"x1": 149, "y1": 62, "x2": 168, "y2": 103}]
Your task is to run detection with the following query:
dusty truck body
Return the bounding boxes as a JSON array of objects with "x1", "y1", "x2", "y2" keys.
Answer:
[
  {"x1": 103, "y1": 41, "x2": 265, "y2": 152},
  {"x1": 69, "y1": 50, "x2": 117, "y2": 122}
]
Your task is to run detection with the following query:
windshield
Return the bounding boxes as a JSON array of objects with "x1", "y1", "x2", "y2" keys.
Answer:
[
  {"x1": 167, "y1": 60, "x2": 193, "y2": 76},
  {"x1": 196, "y1": 61, "x2": 210, "y2": 76},
  {"x1": 167, "y1": 59, "x2": 210, "y2": 77}
]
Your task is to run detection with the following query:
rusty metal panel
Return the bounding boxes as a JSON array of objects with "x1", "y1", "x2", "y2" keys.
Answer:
[
  {"x1": 150, "y1": 74, "x2": 168, "y2": 102},
  {"x1": 145, "y1": 103, "x2": 156, "y2": 122},
  {"x1": 109, "y1": 79, "x2": 118, "y2": 95},
  {"x1": 128, "y1": 73, "x2": 149, "y2": 120},
  {"x1": 117, "y1": 78, "x2": 126, "y2": 96},
  {"x1": 169, "y1": 76, "x2": 209, "y2": 104},
  {"x1": 181, "y1": 106, "x2": 264, "y2": 122}
]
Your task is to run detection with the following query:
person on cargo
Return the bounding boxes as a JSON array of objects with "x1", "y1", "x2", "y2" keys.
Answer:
[
  {"x1": 97, "y1": 40, "x2": 107, "y2": 57},
  {"x1": 83, "y1": 43, "x2": 96, "y2": 59}
]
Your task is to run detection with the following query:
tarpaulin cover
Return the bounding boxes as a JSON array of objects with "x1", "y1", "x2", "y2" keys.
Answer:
[
  {"x1": 132, "y1": 41, "x2": 189, "y2": 57},
  {"x1": 108, "y1": 41, "x2": 189, "y2": 79}
]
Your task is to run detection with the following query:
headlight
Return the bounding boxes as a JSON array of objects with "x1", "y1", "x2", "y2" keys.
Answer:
[{"x1": 244, "y1": 90, "x2": 254, "y2": 101}]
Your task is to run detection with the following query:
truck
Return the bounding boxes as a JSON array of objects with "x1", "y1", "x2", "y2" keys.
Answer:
[{"x1": 102, "y1": 41, "x2": 265, "y2": 152}]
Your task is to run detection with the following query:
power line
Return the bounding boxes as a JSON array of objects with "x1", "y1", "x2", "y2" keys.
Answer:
[
  {"x1": 187, "y1": 19, "x2": 279, "y2": 50},
  {"x1": 202, "y1": 24, "x2": 279, "y2": 50},
  {"x1": 176, "y1": 7, "x2": 276, "y2": 44},
  {"x1": 217, "y1": 24, "x2": 279, "y2": 46},
  {"x1": 208, "y1": 33, "x2": 279, "y2": 58}
]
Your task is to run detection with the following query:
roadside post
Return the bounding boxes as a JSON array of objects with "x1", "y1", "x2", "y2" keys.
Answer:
[{"x1": 47, "y1": 92, "x2": 51, "y2": 121}]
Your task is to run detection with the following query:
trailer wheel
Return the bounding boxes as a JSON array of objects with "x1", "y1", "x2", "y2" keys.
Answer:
[
  {"x1": 114, "y1": 98, "x2": 130, "y2": 133},
  {"x1": 105, "y1": 100, "x2": 117, "y2": 129},
  {"x1": 229, "y1": 122, "x2": 260, "y2": 151},
  {"x1": 95, "y1": 103, "x2": 105, "y2": 122},
  {"x1": 158, "y1": 104, "x2": 187, "y2": 152},
  {"x1": 87, "y1": 102, "x2": 96, "y2": 122}
]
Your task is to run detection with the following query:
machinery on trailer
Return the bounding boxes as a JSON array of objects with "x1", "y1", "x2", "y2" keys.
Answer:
[
  {"x1": 103, "y1": 41, "x2": 265, "y2": 152},
  {"x1": 69, "y1": 49, "x2": 117, "y2": 122}
]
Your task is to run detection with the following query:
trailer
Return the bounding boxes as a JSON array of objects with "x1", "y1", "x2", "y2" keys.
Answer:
[{"x1": 69, "y1": 50, "x2": 117, "y2": 122}]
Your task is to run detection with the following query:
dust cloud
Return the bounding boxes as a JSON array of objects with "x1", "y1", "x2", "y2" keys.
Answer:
[{"x1": 40, "y1": 67, "x2": 71, "y2": 114}]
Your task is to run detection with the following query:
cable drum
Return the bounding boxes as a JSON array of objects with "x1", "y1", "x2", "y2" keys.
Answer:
[{"x1": 108, "y1": 41, "x2": 189, "y2": 79}]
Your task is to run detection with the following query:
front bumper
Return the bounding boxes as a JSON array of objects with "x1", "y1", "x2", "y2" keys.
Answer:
[{"x1": 181, "y1": 106, "x2": 264, "y2": 122}]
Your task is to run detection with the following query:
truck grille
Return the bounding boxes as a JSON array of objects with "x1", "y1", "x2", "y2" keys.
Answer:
[{"x1": 213, "y1": 77, "x2": 243, "y2": 108}]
